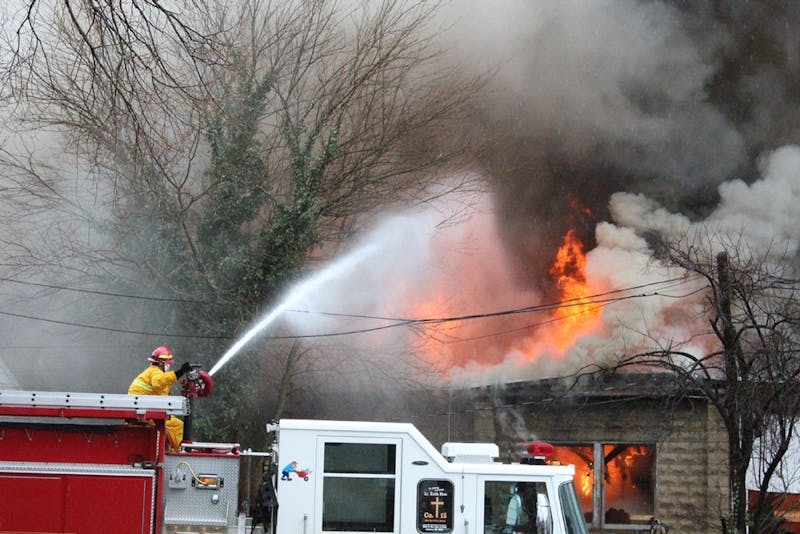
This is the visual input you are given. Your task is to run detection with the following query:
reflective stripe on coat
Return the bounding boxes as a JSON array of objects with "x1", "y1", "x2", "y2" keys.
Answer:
[{"x1": 128, "y1": 365, "x2": 178, "y2": 396}]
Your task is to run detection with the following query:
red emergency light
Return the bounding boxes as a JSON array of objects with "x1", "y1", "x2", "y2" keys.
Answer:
[{"x1": 525, "y1": 441, "x2": 555, "y2": 458}]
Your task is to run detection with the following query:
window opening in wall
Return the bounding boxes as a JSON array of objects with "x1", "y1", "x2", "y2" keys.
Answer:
[
  {"x1": 603, "y1": 444, "x2": 654, "y2": 526},
  {"x1": 550, "y1": 443, "x2": 655, "y2": 529},
  {"x1": 321, "y1": 442, "x2": 397, "y2": 532}
]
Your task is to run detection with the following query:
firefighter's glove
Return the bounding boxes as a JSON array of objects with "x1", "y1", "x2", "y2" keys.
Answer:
[{"x1": 175, "y1": 361, "x2": 191, "y2": 378}]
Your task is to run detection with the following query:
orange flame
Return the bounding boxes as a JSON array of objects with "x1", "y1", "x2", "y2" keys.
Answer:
[
  {"x1": 406, "y1": 223, "x2": 606, "y2": 370},
  {"x1": 547, "y1": 229, "x2": 602, "y2": 350}
]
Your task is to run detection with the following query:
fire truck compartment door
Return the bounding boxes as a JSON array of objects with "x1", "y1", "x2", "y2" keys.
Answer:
[{"x1": 0, "y1": 462, "x2": 156, "y2": 534}]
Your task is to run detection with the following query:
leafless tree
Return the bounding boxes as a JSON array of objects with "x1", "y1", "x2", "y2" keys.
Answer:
[
  {"x1": 609, "y1": 231, "x2": 800, "y2": 533},
  {"x1": 1, "y1": 0, "x2": 478, "y2": 271},
  {"x1": 0, "y1": 0, "x2": 482, "y2": 441}
]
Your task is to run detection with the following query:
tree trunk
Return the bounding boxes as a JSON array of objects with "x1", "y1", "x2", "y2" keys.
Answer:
[{"x1": 718, "y1": 251, "x2": 749, "y2": 533}]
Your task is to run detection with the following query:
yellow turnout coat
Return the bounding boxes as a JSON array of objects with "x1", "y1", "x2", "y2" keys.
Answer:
[{"x1": 128, "y1": 366, "x2": 184, "y2": 451}]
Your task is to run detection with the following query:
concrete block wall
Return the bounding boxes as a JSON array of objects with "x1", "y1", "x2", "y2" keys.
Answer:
[
  {"x1": 705, "y1": 402, "x2": 729, "y2": 531},
  {"x1": 655, "y1": 401, "x2": 728, "y2": 532}
]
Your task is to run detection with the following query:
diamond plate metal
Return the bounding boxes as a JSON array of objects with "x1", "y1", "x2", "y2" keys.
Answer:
[{"x1": 163, "y1": 454, "x2": 241, "y2": 527}]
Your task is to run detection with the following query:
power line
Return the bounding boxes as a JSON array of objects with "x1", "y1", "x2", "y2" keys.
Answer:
[
  {"x1": 284, "y1": 275, "x2": 700, "y2": 323},
  {"x1": 0, "y1": 276, "x2": 214, "y2": 304},
  {"x1": 431, "y1": 281, "x2": 708, "y2": 344},
  {"x1": 0, "y1": 310, "x2": 231, "y2": 339},
  {"x1": 0, "y1": 275, "x2": 703, "y2": 342},
  {"x1": 259, "y1": 276, "x2": 705, "y2": 340},
  {"x1": 0, "y1": 273, "x2": 698, "y2": 311},
  {"x1": 440, "y1": 301, "x2": 618, "y2": 344}
]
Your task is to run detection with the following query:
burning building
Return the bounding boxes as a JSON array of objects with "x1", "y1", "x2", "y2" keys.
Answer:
[{"x1": 448, "y1": 373, "x2": 729, "y2": 533}]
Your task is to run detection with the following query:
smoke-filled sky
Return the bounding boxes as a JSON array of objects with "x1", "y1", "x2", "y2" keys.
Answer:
[
  {"x1": 287, "y1": 0, "x2": 800, "y2": 386},
  {"x1": 3, "y1": 0, "x2": 800, "y2": 391},
  {"x1": 442, "y1": 0, "x2": 799, "y2": 247}
]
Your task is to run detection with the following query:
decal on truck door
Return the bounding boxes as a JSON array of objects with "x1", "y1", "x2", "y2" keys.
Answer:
[
  {"x1": 281, "y1": 461, "x2": 312, "y2": 481},
  {"x1": 417, "y1": 479, "x2": 454, "y2": 533}
]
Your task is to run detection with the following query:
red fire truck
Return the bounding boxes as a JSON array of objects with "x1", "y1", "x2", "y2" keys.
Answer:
[{"x1": 0, "y1": 387, "x2": 588, "y2": 534}]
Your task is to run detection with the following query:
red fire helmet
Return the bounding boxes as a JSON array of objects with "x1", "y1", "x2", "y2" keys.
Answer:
[{"x1": 148, "y1": 345, "x2": 174, "y2": 365}]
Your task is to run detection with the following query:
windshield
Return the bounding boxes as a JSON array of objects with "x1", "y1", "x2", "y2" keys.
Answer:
[{"x1": 559, "y1": 481, "x2": 589, "y2": 534}]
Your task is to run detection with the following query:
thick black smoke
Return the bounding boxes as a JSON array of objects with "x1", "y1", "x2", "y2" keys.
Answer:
[{"x1": 439, "y1": 0, "x2": 800, "y2": 294}]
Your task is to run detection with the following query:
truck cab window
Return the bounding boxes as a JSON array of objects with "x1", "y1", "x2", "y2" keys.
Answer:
[
  {"x1": 483, "y1": 481, "x2": 551, "y2": 534},
  {"x1": 321, "y1": 442, "x2": 397, "y2": 532}
]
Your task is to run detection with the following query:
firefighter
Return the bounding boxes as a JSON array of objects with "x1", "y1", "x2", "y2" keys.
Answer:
[{"x1": 128, "y1": 345, "x2": 191, "y2": 451}]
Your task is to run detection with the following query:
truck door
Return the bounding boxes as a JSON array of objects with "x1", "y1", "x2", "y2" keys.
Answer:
[
  {"x1": 477, "y1": 477, "x2": 556, "y2": 534},
  {"x1": 0, "y1": 467, "x2": 156, "y2": 534}
]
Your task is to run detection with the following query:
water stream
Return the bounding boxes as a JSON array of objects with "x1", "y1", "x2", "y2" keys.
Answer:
[{"x1": 208, "y1": 241, "x2": 380, "y2": 376}]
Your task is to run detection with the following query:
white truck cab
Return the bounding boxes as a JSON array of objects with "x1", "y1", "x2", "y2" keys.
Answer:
[{"x1": 272, "y1": 419, "x2": 588, "y2": 534}]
